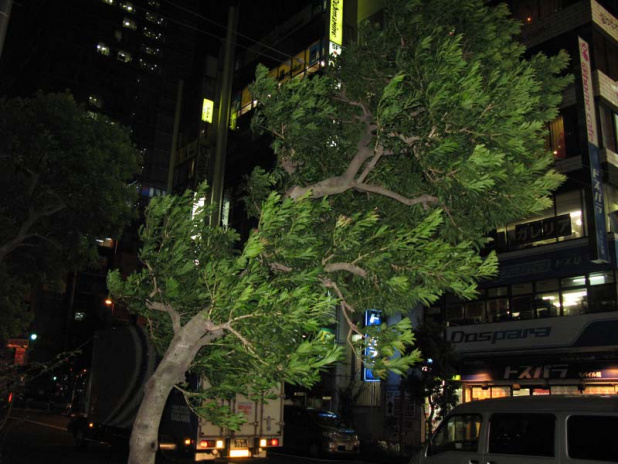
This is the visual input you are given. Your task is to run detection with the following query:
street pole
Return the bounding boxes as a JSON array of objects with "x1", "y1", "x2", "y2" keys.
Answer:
[
  {"x1": 209, "y1": 5, "x2": 237, "y2": 226},
  {"x1": 0, "y1": 0, "x2": 13, "y2": 60}
]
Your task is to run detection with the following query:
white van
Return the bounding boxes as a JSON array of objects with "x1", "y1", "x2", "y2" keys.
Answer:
[{"x1": 411, "y1": 395, "x2": 618, "y2": 464}]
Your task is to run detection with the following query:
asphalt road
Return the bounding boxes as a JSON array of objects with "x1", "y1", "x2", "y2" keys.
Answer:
[{"x1": 0, "y1": 410, "x2": 399, "y2": 464}]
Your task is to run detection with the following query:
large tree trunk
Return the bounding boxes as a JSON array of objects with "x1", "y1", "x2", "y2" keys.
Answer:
[{"x1": 127, "y1": 315, "x2": 208, "y2": 464}]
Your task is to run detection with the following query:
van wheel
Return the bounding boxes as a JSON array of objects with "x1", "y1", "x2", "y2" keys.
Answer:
[{"x1": 309, "y1": 442, "x2": 321, "y2": 458}]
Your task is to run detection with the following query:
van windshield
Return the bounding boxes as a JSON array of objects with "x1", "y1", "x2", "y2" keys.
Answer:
[{"x1": 309, "y1": 410, "x2": 345, "y2": 428}]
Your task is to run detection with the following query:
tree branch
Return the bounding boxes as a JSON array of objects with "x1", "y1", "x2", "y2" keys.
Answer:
[
  {"x1": 324, "y1": 262, "x2": 367, "y2": 278},
  {"x1": 146, "y1": 300, "x2": 182, "y2": 334},
  {"x1": 354, "y1": 183, "x2": 439, "y2": 209}
]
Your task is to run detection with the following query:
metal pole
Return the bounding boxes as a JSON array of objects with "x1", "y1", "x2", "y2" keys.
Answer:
[
  {"x1": 0, "y1": 0, "x2": 13, "y2": 60},
  {"x1": 209, "y1": 6, "x2": 237, "y2": 226},
  {"x1": 167, "y1": 79, "x2": 184, "y2": 195}
]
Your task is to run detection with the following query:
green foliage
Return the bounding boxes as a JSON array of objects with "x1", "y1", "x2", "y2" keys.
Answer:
[
  {"x1": 250, "y1": 0, "x2": 570, "y2": 380},
  {"x1": 109, "y1": 183, "x2": 344, "y2": 428},
  {"x1": 113, "y1": 0, "x2": 571, "y2": 439},
  {"x1": 0, "y1": 92, "x2": 140, "y2": 337}
]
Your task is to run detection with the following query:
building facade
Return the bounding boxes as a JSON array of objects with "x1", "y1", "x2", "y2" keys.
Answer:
[{"x1": 429, "y1": 0, "x2": 618, "y2": 405}]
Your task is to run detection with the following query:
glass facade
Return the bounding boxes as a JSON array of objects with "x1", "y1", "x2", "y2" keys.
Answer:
[{"x1": 442, "y1": 270, "x2": 617, "y2": 327}]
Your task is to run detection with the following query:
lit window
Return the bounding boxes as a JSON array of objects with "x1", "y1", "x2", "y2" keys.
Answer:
[
  {"x1": 139, "y1": 59, "x2": 160, "y2": 73},
  {"x1": 120, "y1": 2, "x2": 134, "y2": 12},
  {"x1": 102, "y1": 0, "x2": 114, "y2": 4},
  {"x1": 96, "y1": 42, "x2": 110, "y2": 56},
  {"x1": 74, "y1": 312, "x2": 85, "y2": 321},
  {"x1": 123, "y1": 18, "x2": 137, "y2": 29},
  {"x1": 117, "y1": 50, "x2": 132, "y2": 62},
  {"x1": 146, "y1": 12, "x2": 164, "y2": 25},
  {"x1": 89, "y1": 95, "x2": 102, "y2": 108},
  {"x1": 141, "y1": 45, "x2": 159, "y2": 55},
  {"x1": 143, "y1": 27, "x2": 163, "y2": 41}
]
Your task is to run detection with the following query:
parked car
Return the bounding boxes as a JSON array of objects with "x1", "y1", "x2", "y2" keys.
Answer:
[
  {"x1": 411, "y1": 395, "x2": 618, "y2": 464},
  {"x1": 283, "y1": 405, "x2": 360, "y2": 457}
]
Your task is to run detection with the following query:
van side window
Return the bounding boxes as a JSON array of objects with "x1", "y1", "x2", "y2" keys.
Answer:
[
  {"x1": 488, "y1": 413, "x2": 555, "y2": 457},
  {"x1": 429, "y1": 414, "x2": 482, "y2": 455},
  {"x1": 568, "y1": 415, "x2": 618, "y2": 462}
]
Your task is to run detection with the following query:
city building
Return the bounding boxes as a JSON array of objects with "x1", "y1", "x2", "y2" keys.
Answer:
[
  {"x1": 0, "y1": 0, "x2": 203, "y2": 364},
  {"x1": 168, "y1": 0, "x2": 424, "y2": 448},
  {"x1": 429, "y1": 0, "x2": 618, "y2": 406}
]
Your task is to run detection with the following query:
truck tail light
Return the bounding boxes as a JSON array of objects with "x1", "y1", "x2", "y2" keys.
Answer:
[
  {"x1": 259, "y1": 438, "x2": 280, "y2": 447},
  {"x1": 216, "y1": 440, "x2": 225, "y2": 449},
  {"x1": 198, "y1": 440, "x2": 217, "y2": 449}
]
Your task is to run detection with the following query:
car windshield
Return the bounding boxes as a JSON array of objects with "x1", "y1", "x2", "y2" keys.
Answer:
[{"x1": 310, "y1": 410, "x2": 345, "y2": 428}]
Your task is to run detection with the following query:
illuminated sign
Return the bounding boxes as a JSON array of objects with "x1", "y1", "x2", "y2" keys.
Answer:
[
  {"x1": 363, "y1": 309, "x2": 382, "y2": 382},
  {"x1": 579, "y1": 37, "x2": 609, "y2": 263},
  {"x1": 201, "y1": 98, "x2": 214, "y2": 123},
  {"x1": 450, "y1": 326, "x2": 552, "y2": 345},
  {"x1": 329, "y1": 0, "x2": 343, "y2": 59},
  {"x1": 329, "y1": 0, "x2": 343, "y2": 45}
]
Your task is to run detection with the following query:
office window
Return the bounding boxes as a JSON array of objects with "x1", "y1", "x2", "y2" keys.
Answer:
[
  {"x1": 145, "y1": 12, "x2": 164, "y2": 25},
  {"x1": 600, "y1": 106, "x2": 617, "y2": 152},
  {"x1": 120, "y1": 2, "x2": 135, "y2": 12},
  {"x1": 123, "y1": 18, "x2": 136, "y2": 30},
  {"x1": 96, "y1": 43, "x2": 110, "y2": 56},
  {"x1": 117, "y1": 50, "x2": 132, "y2": 62},
  {"x1": 143, "y1": 27, "x2": 163, "y2": 41},
  {"x1": 562, "y1": 288, "x2": 587, "y2": 316},
  {"x1": 141, "y1": 45, "x2": 159, "y2": 55},
  {"x1": 487, "y1": 298, "x2": 509, "y2": 322},
  {"x1": 88, "y1": 95, "x2": 102, "y2": 108},
  {"x1": 123, "y1": 18, "x2": 137, "y2": 29},
  {"x1": 547, "y1": 115, "x2": 565, "y2": 158}
]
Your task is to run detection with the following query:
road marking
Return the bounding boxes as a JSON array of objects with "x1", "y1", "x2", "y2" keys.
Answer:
[{"x1": 9, "y1": 417, "x2": 67, "y2": 431}]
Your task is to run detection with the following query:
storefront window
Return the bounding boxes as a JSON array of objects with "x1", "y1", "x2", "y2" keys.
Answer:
[
  {"x1": 561, "y1": 275, "x2": 585, "y2": 288},
  {"x1": 582, "y1": 385, "x2": 616, "y2": 395},
  {"x1": 551, "y1": 386, "x2": 579, "y2": 395},
  {"x1": 497, "y1": 190, "x2": 584, "y2": 250},
  {"x1": 446, "y1": 304, "x2": 465, "y2": 326},
  {"x1": 487, "y1": 298, "x2": 510, "y2": 323},
  {"x1": 512, "y1": 295, "x2": 534, "y2": 320},
  {"x1": 492, "y1": 386, "x2": 510, "y2": 398},
  {"x1": 513, "y1": 388, "x2": 531, "y2": 396},
  {"x1": 465, "y1": 301, "x2": 486, "y2": 323},
  {"x1": 535, "y1": 292, "x2": 560, "y2": 317},
  {"x1": 556, "y1": 190, "x2": 583, "y2": 240},
  {"x1": 562, "y1": 288, "x2": 587, "y2": 316},
  {"x1": 471, "y1": 387, "x2": 491, "y2": 401},
  {"x1": 512, "y1": 282, "x2": 533, "y2": 295},
  {"x1": 487, "y1": 287, "x2": 508, "y2": 298},
  {"x1": 536, "y1": 279, "x2": 559, "y2": 292},
  {"x1": 588, "y1": 284, "x2": 617, "y2": 313}
]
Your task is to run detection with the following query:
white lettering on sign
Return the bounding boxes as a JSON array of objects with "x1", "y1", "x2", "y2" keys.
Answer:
[{"x1": 503, "y1": 364, "x2": 568, "y2": 380}]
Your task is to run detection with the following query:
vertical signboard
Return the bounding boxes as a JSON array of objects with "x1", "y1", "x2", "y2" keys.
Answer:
[
  {"x1": 201, "y1": 98, "x2": 214, "y2": 123},
  {"x1": 579, "y1": 37, "x2": 609, "y2": 263},
  {"x1": 329, "y1": 0, "x2": 343, "y2": 58},
  {"x1": 363, "y1": 309, "x2": 382, "y2": 382}
]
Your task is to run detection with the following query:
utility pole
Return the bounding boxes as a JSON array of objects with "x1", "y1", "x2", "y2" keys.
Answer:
[
  {"x1": 209, "y1": 5, "x2": 238, "y2": 226},
  {"x1": 0, "y1": 0, "x2": 13, "y2": 60}
]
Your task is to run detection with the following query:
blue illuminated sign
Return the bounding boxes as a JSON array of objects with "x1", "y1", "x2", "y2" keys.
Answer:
[{"x1": 363, "y1": 310, "x2": 382, "y2": 382}]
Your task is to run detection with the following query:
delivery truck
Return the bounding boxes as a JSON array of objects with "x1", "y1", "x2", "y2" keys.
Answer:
[{"x1": 68, "y1": 325, "x2": 283, "y2": 460}]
